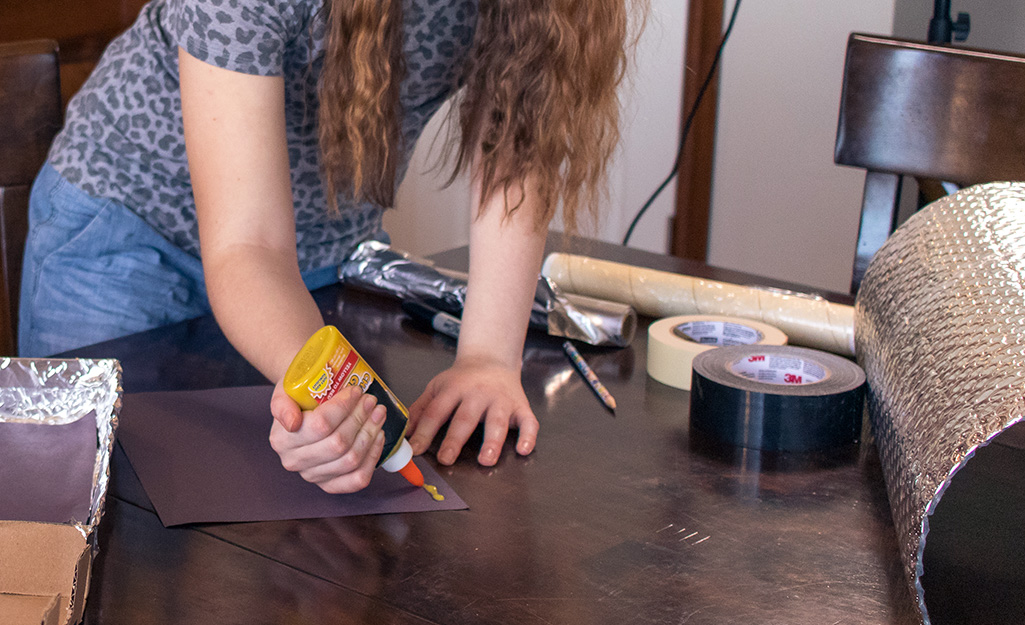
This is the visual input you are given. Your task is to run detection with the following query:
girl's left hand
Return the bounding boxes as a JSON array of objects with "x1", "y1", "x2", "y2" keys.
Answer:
[{"x1": 406, "y1": 355, "x2": 539, "y2": 466}]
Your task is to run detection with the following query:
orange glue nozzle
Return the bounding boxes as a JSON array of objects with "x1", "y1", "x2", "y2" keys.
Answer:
[{"x1": 397, "y1": 460, "x2": 424, "y2": 487}]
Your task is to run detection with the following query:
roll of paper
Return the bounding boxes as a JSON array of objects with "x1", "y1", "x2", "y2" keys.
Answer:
[
  {"x1": 647, "y1": 315, "x2": 787, "y2": 391},
  {"x1": 542, "y1": 253, "x2": 855, "y2": 357}
]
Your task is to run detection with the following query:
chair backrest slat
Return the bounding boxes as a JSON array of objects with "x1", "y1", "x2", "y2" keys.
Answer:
[
  {"x1": 835, "y1": 34, "x2": 1025, "y2": 294},
  {"x1": 0, "y1": 39, "x2": 62, "y2": 355}
]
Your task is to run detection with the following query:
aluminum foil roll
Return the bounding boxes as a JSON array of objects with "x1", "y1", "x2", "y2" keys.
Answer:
[
  {"x1": 855, "y1": 182, "x2": 1025, "y2": 624},
  {"x1": 341, "y1": 240, "x2": 467, "y2": 315},
  {"x1": 340, "y1": 240, "x2": 637, "y2": 347},
  {"x1": 0, "y1": 358, "x2": 122, "y2": 537}
]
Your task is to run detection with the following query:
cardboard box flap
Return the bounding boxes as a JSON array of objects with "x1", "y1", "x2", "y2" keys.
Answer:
[
  {"x1": 0, "y1": 359, "x2": 121, "y2": 625},
  {"x1": 0, "y1": 592, "x2": 62, "y2": 625},
  {"x1": 0, "y1": 521, "x2": 92, "y2": 625}
]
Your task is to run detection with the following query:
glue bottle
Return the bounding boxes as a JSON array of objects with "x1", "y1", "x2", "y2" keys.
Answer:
[{"x1": 283, "y1": 326, "x2": 442, "y2": 500}]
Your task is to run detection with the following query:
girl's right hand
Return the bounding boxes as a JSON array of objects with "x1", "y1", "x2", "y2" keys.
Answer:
[{"x1": 268, "y1": 382, "x2": 387, "y2": 493}]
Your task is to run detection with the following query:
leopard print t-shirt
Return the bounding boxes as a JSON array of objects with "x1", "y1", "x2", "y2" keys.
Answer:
[{"x1": 48, "y1": 0, "x2": 477, "y2": 270}]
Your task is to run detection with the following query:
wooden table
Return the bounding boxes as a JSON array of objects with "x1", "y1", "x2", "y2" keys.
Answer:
[{"x1": 71, "y1": 240, "x2": 919, "y2": 625}]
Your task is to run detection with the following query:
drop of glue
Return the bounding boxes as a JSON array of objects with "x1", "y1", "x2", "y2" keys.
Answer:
[{"x1": 422, "y1": 483, "x2": 445, "y2": 501}]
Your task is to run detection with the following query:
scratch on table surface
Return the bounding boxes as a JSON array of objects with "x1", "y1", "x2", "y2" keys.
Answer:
[
  {"x1": 679, "y1": 604, "x2": 717, "y2": 623},
  {"x1": 493, "y1": 597, "x2": 584, "y2": 602},
  {"x1": 521, "y1": 605, "x2": 556, "y2": 625},
  {"x1": 775, "y1": 580, "x2": 846, "y2": 593}
]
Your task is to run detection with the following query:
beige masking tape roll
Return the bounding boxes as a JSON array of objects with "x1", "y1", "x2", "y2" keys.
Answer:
[{"x1": 647, "y1": 315, "x2": 788, "y2": 390}]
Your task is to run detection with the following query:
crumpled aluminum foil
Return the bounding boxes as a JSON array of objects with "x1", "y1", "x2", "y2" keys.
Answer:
[
  {"x1": 340, "y1": 240, "x2": 636, "y2": 347},
  {"x1": 855, "y1": 182, "x2": 1025, "y2": 624},
  {"x1": 0, "y1": 358, "x2": 122, "y2": 538}
]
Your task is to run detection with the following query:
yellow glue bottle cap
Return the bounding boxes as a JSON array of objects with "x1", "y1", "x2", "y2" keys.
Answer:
[{"x1": 283, "y1": 326, "x2": 342, "y2": 411}]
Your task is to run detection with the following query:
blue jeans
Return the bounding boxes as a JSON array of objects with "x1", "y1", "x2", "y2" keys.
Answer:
[{"x1": 19, "y1": 164, "x2": 341, "y2": 356}]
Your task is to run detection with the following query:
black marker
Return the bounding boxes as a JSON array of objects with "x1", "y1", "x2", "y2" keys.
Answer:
[{"x1": 401, "y1": 300, "x2": 461, "y2": 340}]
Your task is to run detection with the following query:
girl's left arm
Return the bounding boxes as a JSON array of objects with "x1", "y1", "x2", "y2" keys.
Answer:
[{"x1": 407, "y1": 179, "x2": 546, "y2": 466}]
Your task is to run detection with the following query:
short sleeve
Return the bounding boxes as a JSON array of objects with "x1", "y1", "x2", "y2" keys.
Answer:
[{"x1": 167, "y1": 0, "x2": 307, "y2": 76}]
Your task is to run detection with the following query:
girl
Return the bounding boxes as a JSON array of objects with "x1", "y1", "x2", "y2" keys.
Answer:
[{"x1": 20, "y1": 0, "x2": 630, "y2": 492}]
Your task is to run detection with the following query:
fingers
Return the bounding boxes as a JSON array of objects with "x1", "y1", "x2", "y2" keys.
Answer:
[
  {"x1": 309, "y1": 428, "x2": 385, "y2": 491},
  {"x1": 407, "y1": 364, "x2": 540, "y2": 466},
  {"x1": 406, "y1": 379, "x2": 436, "y2": 430},
  {"x1": 270, "y1": 383, "x2": 303, "y2": 432},
  {"x1": 472, "y1": 403, "x2": 510, "y2": 467},
  {"x1": 511, "y1": 407, "x2": 539, "y2": 457},
  {"x1": 270, "y1": 386, "x2": 390, "y2": 494},
  {"x1": 437, "y1": 398, "x2": 489, "y2": 466},
  {"x1": 276, "y1": 393, "x2": 384, "y2": 471},
  {"x1": 269, "y1": 385, "x2": 361, "y2": 452},
  {"x1": 408, "y1": 384, "x2": 460, "y2": 455}
]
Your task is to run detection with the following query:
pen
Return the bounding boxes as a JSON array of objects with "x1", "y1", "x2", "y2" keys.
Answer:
[
  {"x1": 562, "y1": 340, "x2": 617, "y2": 412},
  {"x1": 401, "y1": 300, "x2": 461, "y2": 340}
]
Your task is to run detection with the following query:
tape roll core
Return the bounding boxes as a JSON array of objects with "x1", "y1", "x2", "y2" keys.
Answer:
[
  {"x1": 690, "y1": 345, "x2": 865, "y2": 452},
  {"x1": 647, "y1": 316, "x2": 787, "y2": 390}
]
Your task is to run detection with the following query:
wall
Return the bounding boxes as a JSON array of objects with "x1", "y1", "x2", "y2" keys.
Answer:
[
  {"x1": 706, "y1": 0, "x2": 897, "y2": 294},
  {"x1": 386, "y1": 1, "x2": 689, "y2": 257},
  {"x1": 708, "y1": 0, "x2": 1025, "y2": 295},
  {"x1": 891, "y1": 0, "x2": 1025, "y2": 225},
  {"x1": 391, "y1": 0, "x2": 902, "y2": 295},
  {"x1": 894, "y1": 0, "x2": 1025, "y2": 53}
]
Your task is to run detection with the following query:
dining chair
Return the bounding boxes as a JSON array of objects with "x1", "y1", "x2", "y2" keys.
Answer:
[
  {"x1": 0, "y1": 39, "x2": 62, "y2": 355},
  {"x1": 834, "y1": 33, "x2": 1025, "y2": 294}
]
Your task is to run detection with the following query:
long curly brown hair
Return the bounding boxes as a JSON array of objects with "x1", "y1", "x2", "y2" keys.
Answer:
[{"x1": 319, "y1": 0, "x2": 632, "y2": 234}]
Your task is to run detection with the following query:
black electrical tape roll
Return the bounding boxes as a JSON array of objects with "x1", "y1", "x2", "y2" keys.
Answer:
[{"x1": 689, "y1": 344, "x2": 866, "y2": 452}]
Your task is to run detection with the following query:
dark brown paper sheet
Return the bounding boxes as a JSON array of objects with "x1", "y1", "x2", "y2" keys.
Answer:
[
  {"x1": 0, "y1": 414, "x2": 97, "y2": 524},
  {"x1": 117, "y1": 386, "x2": 466, "y2": 526}
]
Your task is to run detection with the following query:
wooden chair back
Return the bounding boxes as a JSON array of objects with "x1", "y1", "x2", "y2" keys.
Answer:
[
  {"x1": 835, "y1": 33, "x2": 1025, "y2": 293},
  {"x1": 0, "y1": 39, "x2": 62, "y2": 355}
]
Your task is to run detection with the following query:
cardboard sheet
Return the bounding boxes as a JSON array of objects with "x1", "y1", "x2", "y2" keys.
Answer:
[
  {"x1": 117, "y1": 386, "x2": 466, "y2": 526},
  {"x1": 0, "y1": 415, "x2": 97, "y2": 524}
]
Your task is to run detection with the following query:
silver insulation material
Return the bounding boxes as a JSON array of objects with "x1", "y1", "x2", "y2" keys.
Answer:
[
  {"x1": 0, "y1": 358, "x2": 122, "y2": 537},
  {"x1": 854, "y1": 182, "x2": 1025, "y2": 624},
  {"x1": 341, "y1": 240, "x2": 637, "y2": 346}
]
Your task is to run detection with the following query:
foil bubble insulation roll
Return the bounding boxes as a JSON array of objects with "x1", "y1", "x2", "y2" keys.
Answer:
[
  {"x1": 341, "y1": 240, "x2": 637, "y2": 347},
  {"x1": 0, "y1": 358, "x2": 122, "y2": 538},
  {"x1": 855, "y1": 182, "x2": 1025, "y2": 624}
]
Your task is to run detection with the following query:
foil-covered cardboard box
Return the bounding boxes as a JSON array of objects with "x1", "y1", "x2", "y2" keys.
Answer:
[{"x1": 0, "y1": 359, "x2": 121, "y2": 625}]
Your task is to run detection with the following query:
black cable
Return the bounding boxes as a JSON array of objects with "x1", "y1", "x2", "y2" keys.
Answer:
[{"x1": 622, "y1": 0, "x2": 743, "y2": 247}]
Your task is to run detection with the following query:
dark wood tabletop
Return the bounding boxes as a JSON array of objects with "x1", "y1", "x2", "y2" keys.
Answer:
[{"x1": 70, "y1": 239, "x2": 918, "y2": 625}]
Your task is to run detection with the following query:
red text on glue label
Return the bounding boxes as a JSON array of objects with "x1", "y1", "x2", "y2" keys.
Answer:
[{"x1": 309, "y1": 348, "x2": 368, "y2": 404}]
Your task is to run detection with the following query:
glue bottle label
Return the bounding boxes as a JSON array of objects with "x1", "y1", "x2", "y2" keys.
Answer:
[{"x1": 284, "y1": 326, "x2": 409, "y2": 466}]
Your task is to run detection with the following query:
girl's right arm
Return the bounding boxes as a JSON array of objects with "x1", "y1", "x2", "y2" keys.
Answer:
[{"x1": 179, "y1": 48, "x2": 385, "y2": 493}]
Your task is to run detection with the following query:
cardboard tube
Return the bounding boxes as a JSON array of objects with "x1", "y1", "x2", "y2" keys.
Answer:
[{"x1": 542, "y1": 253, "x2": 855, "y2": 357}]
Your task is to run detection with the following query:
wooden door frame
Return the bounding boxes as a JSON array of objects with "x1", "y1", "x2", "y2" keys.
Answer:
[{"x1": 671, "y1": 0, "x2": 724, "y2": 261}]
